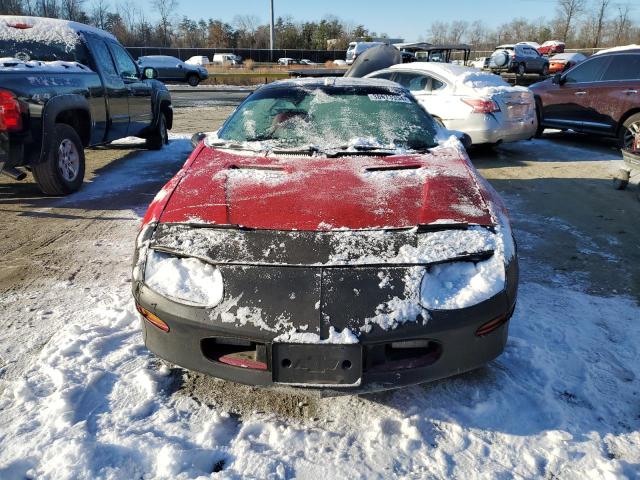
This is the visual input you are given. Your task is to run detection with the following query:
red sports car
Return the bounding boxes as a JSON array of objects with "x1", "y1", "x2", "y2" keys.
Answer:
[
  {"x1": 538, "y1": 40, "x2": 566, "y2": 56},
  {"x1": 132, "y1": 78, "x2": 518, "y2": 393}
]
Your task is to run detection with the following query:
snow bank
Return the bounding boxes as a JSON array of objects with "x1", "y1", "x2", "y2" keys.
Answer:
[{"x1": 145, "y1": 250, "x2": 224, "y2": 307}]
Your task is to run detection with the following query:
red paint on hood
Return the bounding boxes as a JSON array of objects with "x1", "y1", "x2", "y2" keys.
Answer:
[{"x1": 157, "y1": 146, "x2": 495, "y2": 230}]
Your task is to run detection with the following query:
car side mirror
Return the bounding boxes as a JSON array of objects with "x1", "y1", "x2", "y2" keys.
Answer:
[
  {"x1": 552, "y1": 73, "x2": 563, "y2": 85},
  {"x1": 191, "y1": 132, "x2": 207, "y2": 149},
  {"x1": 143, "y1": 67, "x2": 158, "y2": 79},
  {"x1": 177, "y1": 64, "x2": 183, "y2": 68}
]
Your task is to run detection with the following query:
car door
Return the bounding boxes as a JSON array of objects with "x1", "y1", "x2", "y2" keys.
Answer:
[
  {"x1": 541, "y1": 55, "x2": 610, "y2": 131},
  {"x1": 586, "y1": 53, "x2": 640, "y2": 133},
  {"x1": 87, "y1": 37, "x2": 129, "y2": 142},
  {"x1": 108, "y1": 42, "x2": 153, "y2": 136}
]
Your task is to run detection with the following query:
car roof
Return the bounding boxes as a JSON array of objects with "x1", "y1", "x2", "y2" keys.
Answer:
[
  {"x1": 266, "y1": 76, "x2": 403, "y2": 90},
  {"x1": 0, "y1": 15, "x2": 117, "y2": 42}
]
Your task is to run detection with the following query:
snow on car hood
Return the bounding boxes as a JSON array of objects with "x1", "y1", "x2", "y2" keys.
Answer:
[{"x1": 157, "y1": 145, "x2": 494, "y2": 230}]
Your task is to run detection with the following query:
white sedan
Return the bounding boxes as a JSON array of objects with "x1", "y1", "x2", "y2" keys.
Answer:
[{"x1": 365, "y1": 63, "x2": 537, "y2": 146}]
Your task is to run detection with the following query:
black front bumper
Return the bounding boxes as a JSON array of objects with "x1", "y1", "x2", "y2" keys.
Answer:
[{"x1": 133, "y1": 260, "x2": 518, "y2": 393}]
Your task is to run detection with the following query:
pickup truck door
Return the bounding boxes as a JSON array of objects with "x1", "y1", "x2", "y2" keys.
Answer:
[
  {"x1": 86, "y1": 37, "x2": 129, "y2": 142},
  {"x1": 108, "y1": 42, "x2": 154, "y2": 137}
]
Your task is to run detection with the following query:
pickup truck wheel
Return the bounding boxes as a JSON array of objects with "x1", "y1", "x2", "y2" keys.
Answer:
[
  {"x1": 32, "y1": 124, "x2": 85, "y2": 195},
  {"x1": 187, "y1": 74, "x2": 200, "y2": 87},
  {"x1": 146, "y1": 113, "x2": 168, "y2": 150},
  {"x1": 517, "y1": 63, "x2": 526, "y2": 76}
]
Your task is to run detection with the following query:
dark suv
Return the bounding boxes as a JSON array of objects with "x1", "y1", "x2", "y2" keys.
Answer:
[{"x1": 531, "y1": 49, "x2": 640, "y2": 147}]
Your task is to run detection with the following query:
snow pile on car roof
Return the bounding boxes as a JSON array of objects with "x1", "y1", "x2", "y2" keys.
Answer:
[
  {"x1": 456, "y1": 71, "x2": 530, "y2": 96},
  {"x1": 0, "y1": 57, "x2": 92, "y2": 72},
  {"x1": 593, "y1": 44, "x2": 640, "y2": 55},
  {"x1": 0, "y1": 15, "x2": 115, "y2": 47}
]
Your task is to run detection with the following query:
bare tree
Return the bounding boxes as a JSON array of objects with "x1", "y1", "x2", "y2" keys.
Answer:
[
  {"x1": 592, "y1": 0, "x2": 610, "y2": 47},
  {"x1": 612, "y1": 3, "x2": 632, "y2": 45},
  {"x1": 90, "y1": 0, "x2": 109, "y2": 29},
  {"x1": 556, "y1": 0, "x2": 586, "y2": 42},
  {"x1": 449, "y1": 20, "x2": 468, "y2": 44},
  {"x1": 152, "y1": 0, "x2": 178, "y2": 46},
  {"x1": 428, "y1": 21, "x2": 448, "y2": 44},
  {"x1": 61, "y1": 0, "x2": 85, "y2": 21}
]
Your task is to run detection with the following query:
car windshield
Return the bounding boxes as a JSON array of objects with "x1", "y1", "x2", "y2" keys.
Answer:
[
  {"x1": 0, "y1": 38, "x2": 89, "y2": 64},
  {"x1": 217, "y1": 84, "x2": 439, "y2": 152}
]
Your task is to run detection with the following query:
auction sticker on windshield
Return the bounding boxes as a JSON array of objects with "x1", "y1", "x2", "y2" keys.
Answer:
[{"x1": 368, "y1": 93, "x2": 412, "y2": 103}]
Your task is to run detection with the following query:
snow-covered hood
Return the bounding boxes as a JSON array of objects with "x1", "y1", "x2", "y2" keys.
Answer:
[{"x1": 156, "y1": 146, "x2": 495, "y2": 230}]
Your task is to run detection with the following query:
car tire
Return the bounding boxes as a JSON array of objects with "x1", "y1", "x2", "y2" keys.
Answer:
[
  {"x1": 542, "y1": 64, "x2": 549, "y2": 76},
  {"x1": 517, "y1": 63, "x2": 526, "y2": 76},
  {"x1": 187, "y1": 74, "x2": 200, "y2": 87},
  {"x1": 146, "y1": 113, "x2": 168, "y2": 150},
  {"x1": 619, "y1": 113, "x2": 640, "y2": 149},
  {"x1": 32, "y1": 123, "x2": 85, "y2": 195}
]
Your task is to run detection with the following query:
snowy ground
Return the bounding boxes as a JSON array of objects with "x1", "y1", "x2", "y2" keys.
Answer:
[{"x1": 0, "y1": 132, "x2": 639, "y2": 479}]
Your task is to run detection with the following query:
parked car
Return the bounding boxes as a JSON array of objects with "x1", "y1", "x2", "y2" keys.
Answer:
[
  {"x1": 185, "y1": 55, "x2": 210, "y2": 66},
  {"x1": 137, "y1": 55, "x2": 208, "y2": 86},
  {"x1": 489, "y1": 44, "x2": 549, "y2": 76},
  {"x1": 531, "y1": 49, "x2": 640, "y2": 147},
  {"x1": 517, "y1": 41, "x2": 541, "y2": 50},
  {"x1": 538, "y1": 40, "x2": 565, "y2": 56},
  {"x1": 277, "y1": 57, "x2": 300, "y2": 66},
  {"x1": 400, "y1": 51, "x2": 416, "y2": 63},
  {"x1": 548, "y1": 52, "x2": 586, "y2": 74},
  {"x1": 0, "y1": 16, "x2": 172, "y2": 195},
  {"x1": 299, "y1": 59, "x2": 317, "y2": 65},
  {"x1": 212, "y1": 53, "x2": 242, "y2": 65},
  {"x1": 132, "y1": 77, "x2": 518, "y2": 393},
  {"x1": 470, "y1": 57, "x2": 490, "y2": 69},
  {"x1": 365, "y1": 63, "x2": 537, "y2": 146},
  {"x1": 346, "y1": 41, "x2": 385, "y2": 65}
]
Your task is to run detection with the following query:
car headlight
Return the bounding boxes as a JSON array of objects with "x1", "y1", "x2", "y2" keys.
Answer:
[
  {"x1": 420, "y1": 220, "x2": 514, "y2": 310},
  {"x1": 144, "y1": 250, "x2": 224, "y2": 307}
]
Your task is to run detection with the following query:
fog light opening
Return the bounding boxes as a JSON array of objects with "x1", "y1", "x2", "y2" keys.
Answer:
[{"x1": 201, "y1": 338, "x2": 268, "y2": 371}]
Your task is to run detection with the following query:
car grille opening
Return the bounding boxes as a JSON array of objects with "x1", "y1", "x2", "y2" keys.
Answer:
[
  {"x1": 201, "y1": 337, "x2": 268, "y2": 371},
  {"x1": 365, "y1": 339, "x2": 442, "y2": 372}
]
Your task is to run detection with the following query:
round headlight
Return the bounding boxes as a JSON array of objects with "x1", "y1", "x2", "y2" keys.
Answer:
[{"x1": 144, "y1": 250, "x2": 223, "y2": 307}]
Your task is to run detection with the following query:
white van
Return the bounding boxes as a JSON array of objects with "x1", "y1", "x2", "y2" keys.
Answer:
[
  {"x1": 185, "y1": 55, "x2": 210, "y2": 66},
  {"x1": 212, "y1": 53, "x2": 242, "y2": 65},
  {"x1": 346, "y1": 42, "x2": 385, "y2": 65}
]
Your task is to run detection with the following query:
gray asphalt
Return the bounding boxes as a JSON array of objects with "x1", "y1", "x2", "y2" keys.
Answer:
[{"x1": 171, "y1": 90, "x2": 251, "y2": 108}]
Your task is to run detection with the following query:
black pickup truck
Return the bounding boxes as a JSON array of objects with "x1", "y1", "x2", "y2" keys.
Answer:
[{"x1": 0, "y1": 16, "x2": 172, "y2": 195}]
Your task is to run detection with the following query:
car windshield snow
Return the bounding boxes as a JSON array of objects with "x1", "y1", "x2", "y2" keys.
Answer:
[{"x1": 217, "y1": 84, "x2": 439, "y2": 152}]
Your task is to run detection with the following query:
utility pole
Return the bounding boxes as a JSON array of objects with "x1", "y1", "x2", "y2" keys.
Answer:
[{"x1": 270, "y1": 0, "x2": 275, "y2": 60}]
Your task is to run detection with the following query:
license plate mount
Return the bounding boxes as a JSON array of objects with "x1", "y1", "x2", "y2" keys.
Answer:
[{"x1": 272, "y1": 343, "x2": 362, "y2": 386}]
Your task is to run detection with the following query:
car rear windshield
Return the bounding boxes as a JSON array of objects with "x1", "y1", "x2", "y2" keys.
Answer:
[
  {"x1": 218, "y1": 85, "x2": 439, "y2": 151},
  {"x1": 0, "y1": 38, "x2": 90, "y2": 64}
]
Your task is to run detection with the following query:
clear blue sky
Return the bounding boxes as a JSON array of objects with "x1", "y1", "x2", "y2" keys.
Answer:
[{"x1": 172, "y1": 0, "x2": 637, "y2": 41}]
